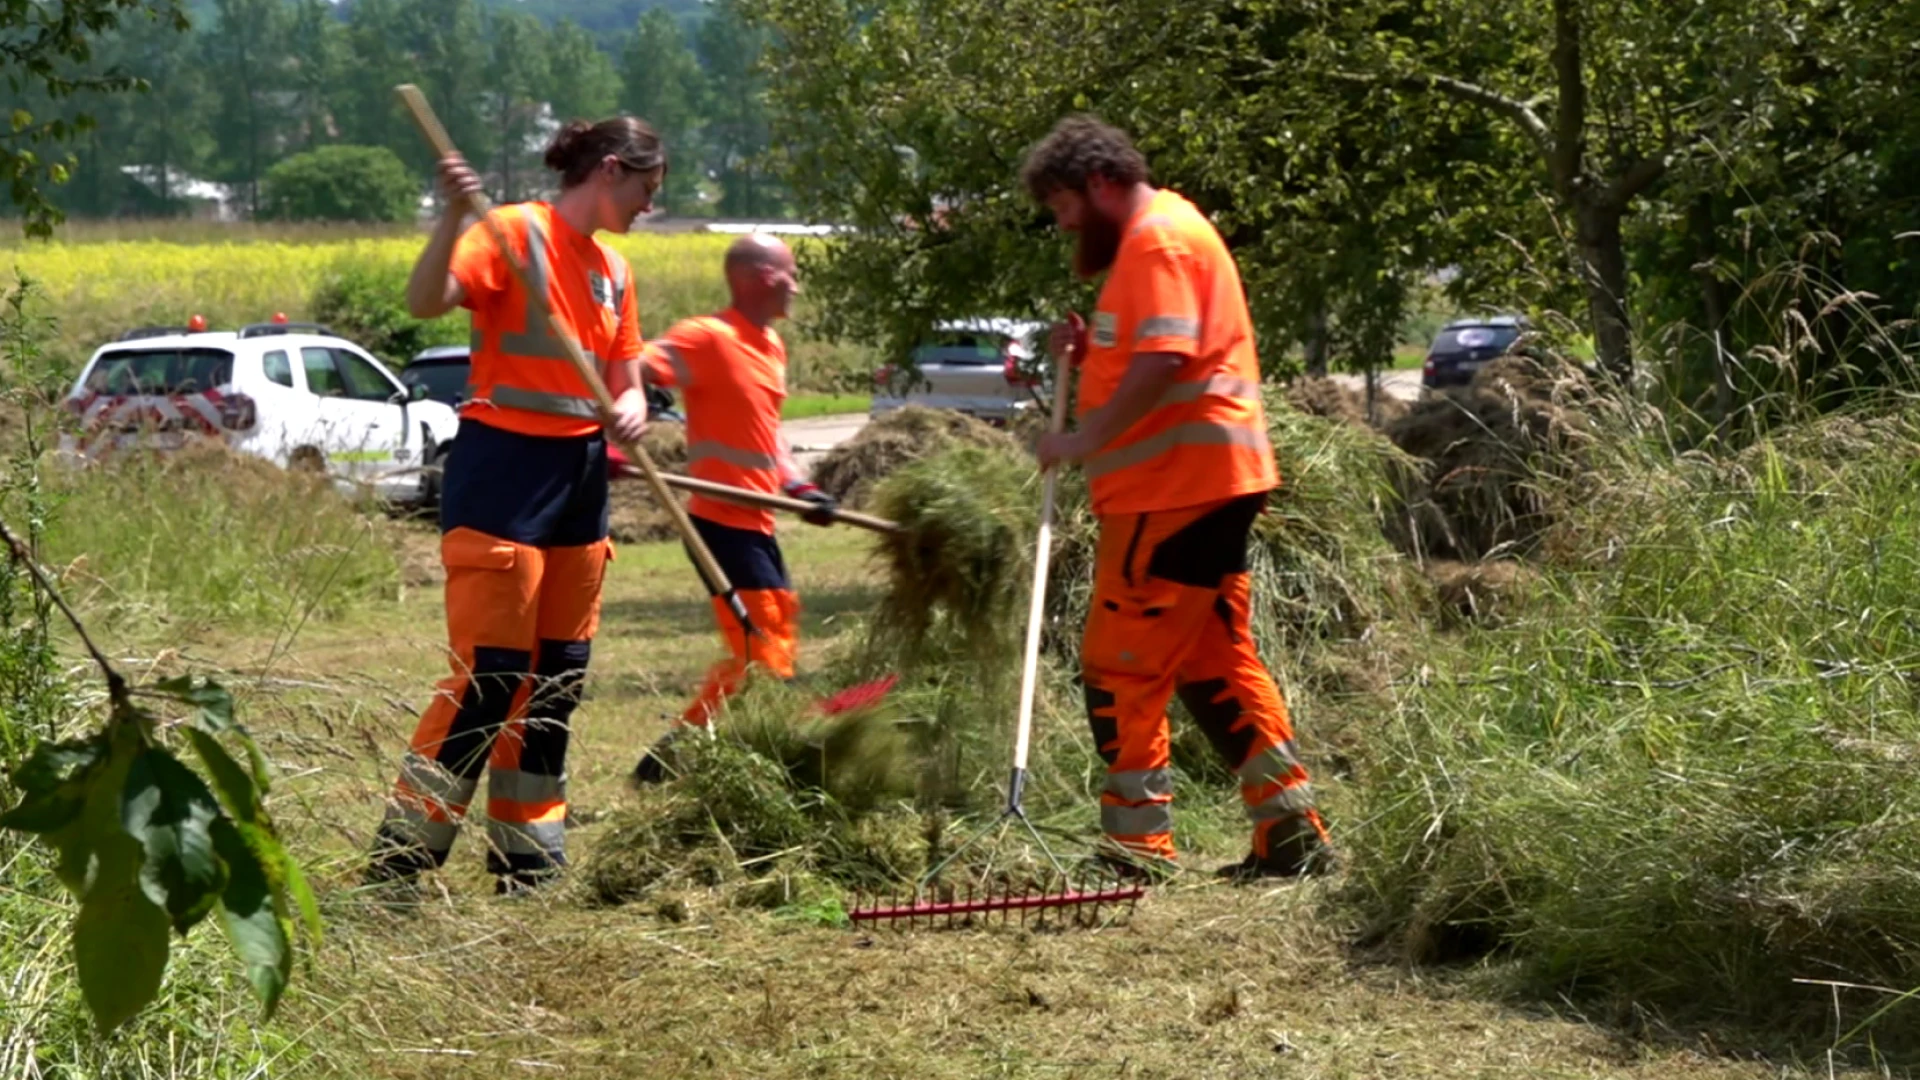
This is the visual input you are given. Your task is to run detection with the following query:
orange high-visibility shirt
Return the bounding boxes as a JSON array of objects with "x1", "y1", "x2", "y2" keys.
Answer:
[
  {"x1": 1076, "y1": 189, "x2": 1277, "y2": 515},
  {"x1": 643, "y1": 309, "x2": 789, "y2": 534},
  {"x1": 451, "y1": 202, "x2": 642, "y2": 439}
]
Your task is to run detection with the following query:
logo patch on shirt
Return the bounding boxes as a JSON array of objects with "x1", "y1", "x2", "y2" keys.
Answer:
[
  {"x1": 589, "y1": 271, "x2": 616, "y2": 312},
  {"x1": 1091, "y1": 311, "x2": 1119, "y2": 349}
]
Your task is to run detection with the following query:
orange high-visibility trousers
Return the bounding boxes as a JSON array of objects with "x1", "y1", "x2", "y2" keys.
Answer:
[
  {"x1": 1080, "y1": 491, "x2": 1328, "y2": 867},
  {"x1": 677, "y1": 514, "x2": 799, "y2": 727},
  {"x1": 370, "y1": 526, "x2": 610, "y2": 881}
]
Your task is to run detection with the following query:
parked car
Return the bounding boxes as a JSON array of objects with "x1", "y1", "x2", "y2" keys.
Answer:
[
  {"x1": 400, "y1": 344, "x2": 684, "y2": 421},
  {"x1": 58, "y1": 319, "x2": 460, "y2": 506},
  {"x1": 870, "y1": 318, "x2": 1050, "y2": 427},
  {"x1": 1420, "y1": 315, "x2": 1530, "y2": 390}
]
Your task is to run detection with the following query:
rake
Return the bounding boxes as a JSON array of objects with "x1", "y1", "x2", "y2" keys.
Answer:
[{"x1": 848, "y1": 314, "x2": 1147, "y2": 930}]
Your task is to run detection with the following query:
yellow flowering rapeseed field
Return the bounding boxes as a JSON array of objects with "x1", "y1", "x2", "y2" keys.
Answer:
[{"x1": 1, "y1": 225, "x2": 867, "y2": 390}]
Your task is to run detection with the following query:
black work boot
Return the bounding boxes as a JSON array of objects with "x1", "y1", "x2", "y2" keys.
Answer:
[{"x1": 1217, "y1": 822, "x2": 1339, "y2": 883}]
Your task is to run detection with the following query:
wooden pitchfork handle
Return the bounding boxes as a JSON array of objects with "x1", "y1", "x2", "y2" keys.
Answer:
[
  {"x1": 650, "y1": 472, "x2": 901, "y2": 535},
  {"x1": 394, "y1": 84, "x2": 759, "y2": 639}
]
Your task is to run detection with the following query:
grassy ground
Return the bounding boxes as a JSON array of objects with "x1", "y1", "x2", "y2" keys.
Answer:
[
  {"x1": 11, "y1": 508, "x2": 1891, "y2": 1079},
  {"x1": 783, "y1": 393, "x2": 871, "y2": 419}
]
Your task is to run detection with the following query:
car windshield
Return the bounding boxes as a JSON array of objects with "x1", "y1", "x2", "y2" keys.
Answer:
[
  {"x1": 403, "y1": 361, "x2": 469, "y2": 399},
  {"x1": 1432, "y1": 325, "x2": 1521, "y2": 352},
  {"x1": 82, "y1": 348, "x2": 235, "y2": 395},
  {"x1": 913, "y1": 331, "x2": 1009, "y2": 366}
]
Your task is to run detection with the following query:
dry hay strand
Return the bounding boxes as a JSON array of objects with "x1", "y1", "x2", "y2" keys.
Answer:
[
  {"x1": 578, "y1": 676, "x2": 929, "y2": 910},
  {"x1": 813, "y1": 405, "x2": 1019, "y2": 507},
  {"x1": 1423, "y1": 559, "x2": 1539, "y2": 628},
  {"x1": 866, "y1": 443, "x2": 1041, "y2": 668},
  {"x1": 1283, "y1": 375, "x2": 1408, "y2": 431},
  {"x1": 1382, "y1": 352, "x2": 1598, "y2": 561}
]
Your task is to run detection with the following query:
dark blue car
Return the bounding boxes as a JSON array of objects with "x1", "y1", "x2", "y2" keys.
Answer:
[{"x1": 1421, "y1": 315, "x2": 1529, "y2": 391}]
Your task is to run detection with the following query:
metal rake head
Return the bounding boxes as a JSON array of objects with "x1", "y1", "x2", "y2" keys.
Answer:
[{"x1": 846, "y1": 870, "x2": 1146, "y2": 932}]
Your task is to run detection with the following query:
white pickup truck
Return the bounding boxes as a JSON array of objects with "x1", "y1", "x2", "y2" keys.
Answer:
[{"x1": 58, "y1": 319, "x2": 461, "y2": 505}]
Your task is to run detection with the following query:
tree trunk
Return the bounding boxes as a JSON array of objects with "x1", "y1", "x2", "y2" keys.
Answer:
[
  {"x1": 1304, "y1": 305, "x2": 1330, "y2": 377},
  {"x1": 1575, "y1": 198, "x2": 1632, "y2": 377},
  {"x1": 1690, "y1": 194, "x2": 1734, "y2": 420}
]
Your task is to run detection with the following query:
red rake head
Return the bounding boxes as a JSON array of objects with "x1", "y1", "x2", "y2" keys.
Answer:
[
  {"x1": 847, "y1": 876, "x2": 1145, "y2": 931},
  {"x1": 815, "y1": 673, "x2": 900, "y2": 717}
]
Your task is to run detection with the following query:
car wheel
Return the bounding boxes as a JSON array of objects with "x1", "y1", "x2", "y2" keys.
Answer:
[
  {"x1": 288, "y1": 446, "x2": 325, "y2": 474},
  {"x1": 422, "y1": 444, "x2": 447, "y2": 507}
]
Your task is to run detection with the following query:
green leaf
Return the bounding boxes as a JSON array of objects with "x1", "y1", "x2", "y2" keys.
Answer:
[
  {"x1": 121, "y1": 749, "x2": 226, "y2": 934},
  {"x1": 10, "y1": 109, "x2": 28, "y2": 132},
  {"x1": 9, "y1": 736, "x2": 107, "y2": 795},
  {"x1": 0, "y1": 786, "x2": 85, "y2": 834},
  {"x1": 281, "y1": 850, "x2": 324, "y2": 950},
  {"x1": 154, "y1": 675, "x2": 235, "y2": 734},
  {"x1": 186, "y1": 729, "x2": 258, "y2": 825},
  {"x1": 212, "y1": 818, "x2": 290, "y2": 1017},
  {"x1": 74, "y1": 834, "x2": 170, "y2": 1034}
]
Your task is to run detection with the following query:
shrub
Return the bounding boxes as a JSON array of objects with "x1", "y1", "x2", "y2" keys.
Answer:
[
  {"x1": 258, "y1": 146, "x2": 420, "y2": 224},
  {"x1": 309, "y1": 254, "x2": 465, "y2": 366}
]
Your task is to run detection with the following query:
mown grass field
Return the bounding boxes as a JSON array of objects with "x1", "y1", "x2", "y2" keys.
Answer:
[{"x1": 7, "y1": 499, "x2": 1880, "y2": 1080}]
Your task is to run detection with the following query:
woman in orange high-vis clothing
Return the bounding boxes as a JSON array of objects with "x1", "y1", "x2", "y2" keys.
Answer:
[
  {"x1": 365, "y1": 118, "x2": 661, "y2": 896},
  {"x1": 621, "y1": 234, "x2": 839, "y2": 784},
  {"x1": 1023, "y1": 116, "x2": 1336, "y2": 882}
]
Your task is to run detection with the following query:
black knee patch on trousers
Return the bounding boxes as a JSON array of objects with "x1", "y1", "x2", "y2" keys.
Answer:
[
  {"x1": 520, "y1": 639, "x2": 588, "y2": 776},
  {"x1": 1177, "y1": 677, "x2": 1257, "y2": 770},
  {"x1": 1144, "y1": 491, "x2": 1267, "y2": 588},
  {"x1": 1084, "y1": 683, "x2": 1121, "y2": 766},
  {"x1": 442, "y1": 645, "x2": 532, "y2": 780}
]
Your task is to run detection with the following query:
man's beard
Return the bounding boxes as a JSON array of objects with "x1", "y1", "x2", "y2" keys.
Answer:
[{"x1": 1074, "y1": 207, "x2": 1122, "y2": 279}]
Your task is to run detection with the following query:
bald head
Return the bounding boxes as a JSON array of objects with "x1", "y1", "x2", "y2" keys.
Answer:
[{"x1": 724, "y1": 232, "x2": 799, "y2": 325}]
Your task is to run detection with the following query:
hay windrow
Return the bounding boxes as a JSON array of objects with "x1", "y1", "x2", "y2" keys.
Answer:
[
  {"x1": 1283, "y1": 375, "x2": 1409, "y2": 430},
  {"x1": 1381, "y1": 351, "x2": 1599, "y2": 561},
  {"x1": 607, "y1": 420, "x2": 692, "y2": 543},
  {"x1": 812, "y1": 405, "x2": 1019, "y2": 507}
]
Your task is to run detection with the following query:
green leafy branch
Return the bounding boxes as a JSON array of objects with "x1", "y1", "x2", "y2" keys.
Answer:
[{"x1": 0, "y1": 514, "x2": 320, "y2": 1034}]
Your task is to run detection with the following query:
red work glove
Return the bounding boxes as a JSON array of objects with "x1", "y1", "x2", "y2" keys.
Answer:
[{"x1": 783, "y1": 479, "x2": 838, "y2": 527}]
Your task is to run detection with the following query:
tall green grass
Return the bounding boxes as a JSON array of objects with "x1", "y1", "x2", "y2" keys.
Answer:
[
  {"x1": 42, "y1": 444, "x2": 400, "y2": 632},
  {"x1": 1346, "y1": 404, "x2": 1920, "y2": 1042}
]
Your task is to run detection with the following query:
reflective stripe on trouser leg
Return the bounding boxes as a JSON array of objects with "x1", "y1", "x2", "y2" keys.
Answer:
[
  {"x1": 1174, "y1": 572, "x2": 1329, "y2": 856},
  {"x1": 1082, "y1": 514, "x2": 1225, "y2": 862},
  {"x1": 484, "y1": 540, "x2": 609, "y2": 876},
  {"x1": 371, "y1": 528, "x2": 543, "y2": 876},
  {"x1": 680, "y1": 587, "x2": 799, "y2": 728}
]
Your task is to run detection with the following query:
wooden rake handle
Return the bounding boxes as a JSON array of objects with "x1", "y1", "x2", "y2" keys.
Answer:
[
  {"x1": 393, "y1": 84, "x2": 753, "y2": 633},
  {"x1": 653, "y1": 472, "x2": 901, "y2": 535},
  {"x1": 1009, "y1": 313, "x2": 1080, "y2": 786}
]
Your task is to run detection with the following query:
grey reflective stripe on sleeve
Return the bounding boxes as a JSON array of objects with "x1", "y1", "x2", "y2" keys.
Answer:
[
  {"x1": 1102, "y1": 768, "x2": 1174, "y2": 803},
  {"x1": 1101, "y1": 801, "x2": 1174, "y2": 838},
  {"x1": 1083, "y1": 421, "x2": 1272, "y2": 479},
  {"x1": 489, "y1": 385, "x2": 600, "y2": 419},
  {"x1": 488, "y1": 767, "x2": 567, "y2": 805},
  {"x1": 1154, "y1": 374, "x2": 1262, "y2": 409},
  {"x1": 1246, "y1": 783, "x2": 1317, "y2": 821},
  {"x1": 1237, "y1": 742, "x2": 1303, "y2": 786},
  {"x1": 686, "y1": 441, "x2": 781, "y2": 471},
  {"x1": 658, "y1": 342, "x2": 693, "y2": 387},
  {"x1": 488, "y1": 819, "x2": 567, "y2": 856},
  {"x1": 398, "y1": 752, "x2": 475, "y2": 807},
  {"x1": 1135, "y1": 316, "x2": 1200, "y2": 342}
]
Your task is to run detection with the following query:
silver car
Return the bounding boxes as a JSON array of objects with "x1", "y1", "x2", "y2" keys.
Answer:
[{"x1": 870, "y1": 318, "x2": 1050, "y2": 427}]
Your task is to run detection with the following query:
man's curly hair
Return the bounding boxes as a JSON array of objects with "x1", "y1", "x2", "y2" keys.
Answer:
[{"x1": 1019, "y1": 115, "x2": 1149, "y2": 202}]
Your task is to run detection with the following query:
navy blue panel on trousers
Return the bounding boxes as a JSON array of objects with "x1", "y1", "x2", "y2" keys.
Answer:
[
  {"x1": 439, "y1": 417, "x2": 610, "y2": 547},
  {"x1": 688, "y1": 514, "x2": 790, "y2": 591}
]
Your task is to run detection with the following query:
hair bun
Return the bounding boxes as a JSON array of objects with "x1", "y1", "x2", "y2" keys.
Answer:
[{"x1": 543, "y1": 120, "x2": 595, "y2": 172}]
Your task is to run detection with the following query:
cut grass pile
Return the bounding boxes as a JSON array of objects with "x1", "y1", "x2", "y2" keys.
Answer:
[{"x1": 812, "y1": 405, "x2": 1019, "y2": 507}]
